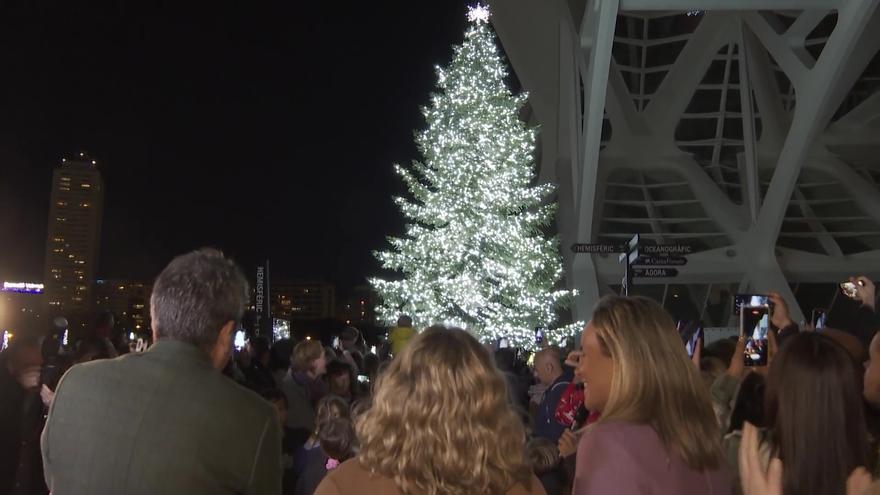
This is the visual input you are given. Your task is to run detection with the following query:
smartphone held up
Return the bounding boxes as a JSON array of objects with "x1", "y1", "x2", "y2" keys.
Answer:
[
  {"x1": 733, "y1": 294, "x2": 772, "y2": 316},
  {"x1": 841, "y1": 279, "x2": 865, "y2": 299},
  {"x1": 811, "y1": 308, "x2": 827, "y2": 330},
  {"x1": 677, "y1": 321, "x2": 702, "y2": 359},
  {"x1": 534, "y1": 327, "x2": 545, "y2": 345},
  {"x1": 740, "y1": 304, "x2": 770, "y2": 367}
]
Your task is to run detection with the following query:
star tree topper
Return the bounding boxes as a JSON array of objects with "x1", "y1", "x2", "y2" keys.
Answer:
[{"x1": 467, "y1": 4, "x2": 491, "y2": 23}]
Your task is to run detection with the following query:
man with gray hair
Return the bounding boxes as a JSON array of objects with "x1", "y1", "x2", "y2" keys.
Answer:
[
  {"x1": 532, "y1": 346, "x2": 572, "y2": 444},
  {"x1": 41, "y1": 248, "x2": 281, "y2": 495}
]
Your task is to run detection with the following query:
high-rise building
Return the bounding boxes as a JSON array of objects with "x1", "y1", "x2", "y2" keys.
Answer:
[
  {"x1": 94, "y1": 279, "x2": 151, "y2": 335},
  {"x1": 271, "y1": 280, "x2": 336, "y2": 321},
  {"x1": 337, "y1": 285, "x2": 378, "y2": 326},
  {"x1": 43, "y1": 153, "x2": 104, "y2": 334}
]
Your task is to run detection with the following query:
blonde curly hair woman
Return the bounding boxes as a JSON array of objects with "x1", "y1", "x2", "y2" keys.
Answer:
[{"x1": 315, "y1": 326, "x2": 545, "y2": 495}]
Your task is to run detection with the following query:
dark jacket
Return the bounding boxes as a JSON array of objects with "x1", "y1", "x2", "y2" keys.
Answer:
[
  {"x1": 293, "y1": 446, "x2": 329, "y2": 495},
  {"x1": 0, "y1": 367, "x2": 47, "y2": 495},
  {"x1": 41, "y1": 340, "x2": 282, "y2": 495},
  {"x1": 533, "y1": 370, "x2": 572, "y2": 443},
  {"x1": 281, "y1": 371, "x2": 326, "y2": 437},
  {"x1": 244, "y1": 360, "x2": 277, "y2": 393}
]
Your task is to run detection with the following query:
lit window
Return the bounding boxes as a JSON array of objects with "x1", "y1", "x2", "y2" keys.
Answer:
[{"x1": 81, "y1": 184, "x2": 91, "y2": 189}]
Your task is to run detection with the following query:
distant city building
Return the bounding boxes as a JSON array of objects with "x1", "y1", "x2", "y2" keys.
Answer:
[
  {"x1": 271, "y1": 280, "x2": 336, "y2": 321},
  {"x1": 337, "y1": 285, "x2": 378, "y2": 326},
  {"x1": 94, "y1": 279, "x2": 151, "y2": 334},
  {"x1": 0, "y1": 281, "x2": 45, "y2": 335},
  {"x1": 43, "y1": 153, "x2": 104, "y2": 334}
]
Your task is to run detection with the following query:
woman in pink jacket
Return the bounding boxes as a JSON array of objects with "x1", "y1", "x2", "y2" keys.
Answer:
[{"x1": 572, "y1": 295, "x2": 731, "y2": 495}]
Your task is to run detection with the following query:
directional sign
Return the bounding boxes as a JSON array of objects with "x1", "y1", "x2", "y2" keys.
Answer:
[
  {"x1": 619, "y1": 248, "x2": 640, "y2": 264},
  {"x1": 634, "y1": 267, "x2": 679, "y2": 278},
  {"x1": 627, "y1": 234, "x2": 640, "y2": 251},
  {"x1": 634, "y1": 256, "x2": 688, "y2": 266},
  {"x1": 641, "y1": 244, "x2": 693, "y2": 255},
  {"x1": 571, "y1": 243, "x2": 626, "y2": 254}
]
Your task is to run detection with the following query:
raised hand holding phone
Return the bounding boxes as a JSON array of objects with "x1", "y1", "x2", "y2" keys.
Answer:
[
  {"x1": 850, "y1": 276, "x2": 875, "y2": 311},
  {"x1": 766, "y1": 292, "x2": 794, "y2": 330}
]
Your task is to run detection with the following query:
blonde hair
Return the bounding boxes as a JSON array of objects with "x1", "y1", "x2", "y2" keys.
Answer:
[
  {"x1": 357, "y1": 327, "x2": 532, "y2": 495},
  {"x1": 291, "y1": 339, "x2": 323, "y2": 373},
  {"x1": 591, "y1": 295, "x2": 723, "y2": 470}
]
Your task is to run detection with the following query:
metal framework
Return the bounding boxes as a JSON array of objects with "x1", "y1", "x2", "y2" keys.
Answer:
[{"x1": 489, "y1": 0, "x2": 880, "y2": 323}]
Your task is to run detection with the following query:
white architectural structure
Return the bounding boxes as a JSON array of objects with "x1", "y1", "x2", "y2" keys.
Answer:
[{"x1": 489, "y1": 0, "x2": 880, "y2": 324}]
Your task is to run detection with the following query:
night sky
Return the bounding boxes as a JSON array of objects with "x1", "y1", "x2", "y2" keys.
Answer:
[{"x1": 0, "y1": 1, "x2": 473, "y2": 292}]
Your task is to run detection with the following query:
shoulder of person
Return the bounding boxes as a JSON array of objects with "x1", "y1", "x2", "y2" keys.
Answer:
[
  {"x1": 506, "y1": 475, "x2": 547, "y2": 495},
  {"x1": 216, "y1": 373, "x2": 278, "y2": 419},
  {"x1": 549, "y1": 377, "x2": 571, "y2": 394},
  {"x1": 56, "y1": 354, "x2": 122, "y2": 388},
  {"x1": 281, "y1": 372, "x2": 306, "y2": 392},
  {"x1": 581, "y1": 421, "x2": 654, "y2": 457},
  {"x1": 318, "y1": 459, "x2": 401, "y2": 494}
]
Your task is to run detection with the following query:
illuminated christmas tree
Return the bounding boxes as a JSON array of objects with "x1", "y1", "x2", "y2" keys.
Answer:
[{"x1": 370, "y1": 5, "x2": 578, "y2": 349}]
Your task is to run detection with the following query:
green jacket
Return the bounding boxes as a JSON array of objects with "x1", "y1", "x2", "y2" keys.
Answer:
[{"x1": 41, "y1": 340, "x2": 281, "y2": 495}]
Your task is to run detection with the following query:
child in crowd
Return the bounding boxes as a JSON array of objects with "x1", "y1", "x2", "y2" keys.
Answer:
[
  {"x1": 294, "y1": 418, "x2": 356, "y2": 495},
  {"x1": 291, "y1": 395, "x2": 349, "y2": 492}
]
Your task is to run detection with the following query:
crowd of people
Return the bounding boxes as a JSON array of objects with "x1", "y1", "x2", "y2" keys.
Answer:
[{"x1": 2, "y1": 248, "x2": 880, "y2": 495}]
